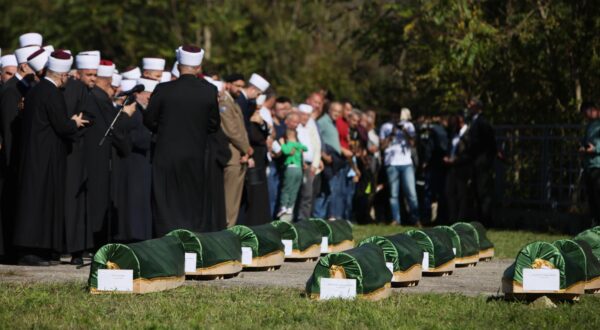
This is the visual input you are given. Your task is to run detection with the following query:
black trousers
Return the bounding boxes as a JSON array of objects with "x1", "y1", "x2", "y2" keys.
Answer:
[
  {"x1": 445, "y1": 166, "x2": 472, "y2": 223},
  {"x1": 473, "y1": 163, "x2": 494, "y2": 227},
  {"x1": 586, "y1": 168, "x2": 600, "y2": 226}
]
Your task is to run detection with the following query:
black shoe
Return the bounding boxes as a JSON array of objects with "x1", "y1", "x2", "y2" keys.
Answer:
[
  {"x1": 18, "y1": 254, "x2": 50, "y2": 266},
  {"x1": 70, "y1": 257, "x2": 83, "y2": 266}
]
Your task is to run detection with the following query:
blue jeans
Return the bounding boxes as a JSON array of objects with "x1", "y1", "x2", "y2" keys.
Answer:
[
  {"x1": 313, "y1": 167, "x2": 345, "y2": 219},
  {"x1": 340, "y1": 164, "x2": 356, "y2": 220},
  {"x1": 386, "y1": 165, "x2": 419, "y2": 224},
  {"x1": 267, "y1": 162, "x2": 281, "y2": 217}
]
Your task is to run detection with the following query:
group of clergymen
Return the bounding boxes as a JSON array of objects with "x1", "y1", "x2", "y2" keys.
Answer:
[{"x1": 0, "y1": 32, "x2": 276, "y2": 266}]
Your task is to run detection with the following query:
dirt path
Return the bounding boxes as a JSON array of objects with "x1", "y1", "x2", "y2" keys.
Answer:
[{"x1": 0, "y1": 258, "x2": 511, "y2": 297}]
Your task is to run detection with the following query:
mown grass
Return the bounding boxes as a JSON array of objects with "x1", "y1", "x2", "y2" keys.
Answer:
[
  {"x1": 352, "y1": 225, "x2": 569, "y2": 259},
  {"x1": 0, "y1": 282, "x2": 599, "y2": 329}
]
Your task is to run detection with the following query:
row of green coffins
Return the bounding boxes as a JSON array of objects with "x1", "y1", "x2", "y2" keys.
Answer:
[
  {"x1": 502, "y1": 226, "x2": 600, "y2": 300},
  {"x1": 306, "y1": 222, "x2": 495, "y2": 301},
  {"x1": 88, "y1": 219, "x2": 354, "y2": 294}
]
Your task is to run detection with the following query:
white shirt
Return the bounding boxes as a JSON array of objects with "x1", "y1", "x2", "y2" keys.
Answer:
[
  {"x1": 297, "y1": 124, "x2": 313, "y2": 163},
  {"x1": 379, "y1": 120, "x2": 415, "y2": 166},
  {"x1": 259, "y1": 106, "x2": 273, "y2": 128},
  {"x1": 368, "y1": 129, "x2": 380, "y2": 159}
]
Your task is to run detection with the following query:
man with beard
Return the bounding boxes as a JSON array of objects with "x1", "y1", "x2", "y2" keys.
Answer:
[
  {"x1": 236, "y1": 73, "x2": 269, "y2": 129},
  {"x1": 1, "y1": 54, "x2": 17, "y2": 83},
  {"x1": 143, "y1": 45, "x2": 220, "y2": 236},
  {"x1": 14, "y1": 51, "x2": 88, "y2": 266},
  {"x1": 62, "y1": 51, "x2": 99, "y2": 264}
]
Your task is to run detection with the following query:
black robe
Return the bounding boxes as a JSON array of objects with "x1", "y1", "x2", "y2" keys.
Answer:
[
  {"x1": 202, "y1": 128, "x2": 230, "y2": 232},
  {"x1": 0, "y1": 75, "x2": 33, "y2": 258},
  {"x1": 143, "y1": 74, "x2": 220, "y2": 236},
  {"x1": 112, "y1": 104, "x2": 152, "y2": 242},
  {"x1": 62, "y1": 78, "x2": 91, "y2": 253},
  {"x1": 82, "y1": 87, "x2": 131, "y2": 247},
  {"x1": 14, "y1": 78, "x2": 78, "y2": 251}
]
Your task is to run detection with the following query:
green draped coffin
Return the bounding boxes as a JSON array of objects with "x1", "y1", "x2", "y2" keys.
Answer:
[
  {"x1": 359, "y1": 234, "x2": 422, "y2": 284},
  {"x1": 270, "y1": 220, "x2": 322, "y2": 259},
  {"x1": 309, "y1": 218, "x2": 354, "y2": 253},
  {"x1": 406, "y1": 228, "x2": 455, "y2": 274},
  {"x1": 442, "y1": 223, "x2": 480, "y2": 266},
  {"x1": 89, "y1": 236, "x2": 185, "y2": 294},
  {"x1": 574, "y1": 229, "x2": 600, "y2": 292},
  {"x1": 227, "y1": 224, "x2": 285, "y2": 268},
  {"x1": 306, "y1": 243, "x2": 392, "y2": 300},
  {"x1": 502, "y1": 241, "x2": 585, "y2": 298},
  {"x1": 166, "y1": 229, "x2": 242, "y2": 276},
  {"x1": 470, "y1": 221, "x2": 494, "y2": 260}
]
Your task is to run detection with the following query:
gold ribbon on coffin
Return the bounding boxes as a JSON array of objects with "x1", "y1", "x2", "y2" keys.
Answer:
[{"x1": 531, "y1": 258, "x2": 555, "y2": 269}]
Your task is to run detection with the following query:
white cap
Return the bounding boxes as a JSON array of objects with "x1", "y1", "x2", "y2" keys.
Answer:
[
  {"x1": 298, "y1": 104, "x2": 313, "y2": 114},
  {"x1": 171, "y1": 62, "x2": 180, "y2": 78},
  {"x1": 43, "y1": 45, "x2": 54, "y2": 54},
  {"x1": 122, "y1": 67, "x2": 141, "y2": 80},
  {"x1": 47, "y1": 51, "x2": 73, "y2": 73},
  {"x1": 19, "y1": 32, "x2": 43, "y2": 47},
  {"x1": 137, "y1": 78, "x2": 158, "y2": 93},
  {"x1": 176, "y1": 46, "x2": 204, "y2": 66},
  {"x1": 256, "y1": 95, "x2": 267, "y2": 106},
  {"x1": 160, "y1": 72, "x2": 172, "y2": 83},
  {"x1": 15, "y1": 46, "x2": 39, "y2": 64},
  {"x1": 27, "y1": 48, "x2": 48, "y2": 72},
  {"x1": 97, "y1": 61, "x2": 115, "y2": 77},
  {"x1": 1, "y1": 54, "x2": 18, "y2": 68},
  {"x1": 120, "y1": 79, "x2": 137, "y2": 92},
  {"x1": 249, "y1": 73, "x2": 270, "y2": 92},
  {"x1": 76, "y1": 53, "x2": 100, "y2": 70},
  {"x1": 205, "y1": 77, "x2": 223, "y2": 92},
  {"x1": 111, "y1": 73, "x2": 122, "y2": 87},
  {"x1": 143, "y1": 57, "x2": 165, "y2": 71}
]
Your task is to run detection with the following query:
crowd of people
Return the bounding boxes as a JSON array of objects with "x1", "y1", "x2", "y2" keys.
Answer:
[{"x1": 0, "y1": 32, "x2": 500, "y2": 267}]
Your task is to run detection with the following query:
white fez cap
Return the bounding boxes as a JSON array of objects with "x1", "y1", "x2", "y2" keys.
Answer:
[
  {"x1": 1, "y1": 54, "x2": 18, "y2": 68},
  {"x1": 19, "y1": 32, "x2": 43, "y2": 47},
  {"x1": 298, "y1": 104, "x2": 313, "y2": 114},
  {"x1": 160, "y1": 72, "x2": 172, "y2": 83},
  {"x1": 120, "y1": 79, "x2": 137, "y2": 92},
  {"x1": 27, "y1": 48, "x2": 49, "y2": 72},
  {"x1": 76, "y1": 53, "x2": 100, "y2": 70},
  {"x1": 97, "y1": 61, "x2": 115, "y2": 78},
  {"x1": 80, "y1": 50, "x2": 101, "y2": 58},
  {"x1": 176, "y1": 46, "x2": 204, "y2": 66},
  {"x1": 137, "y1": 78, "x2": 158, "y2": 93},
  {"x1": 47, "y1": 51, "x2": 73, "y2": 73},
  {"x1": 249, "y1": 73, "x2": 270, "y2": 92},
  {"x1": 15, "y1": 46, "x2": 39, "y2": 64},
  {"x1": 205, "y1": 77, "x2": 223, "y2": 92},
  {"x1": 171, "y1": 62, "x2": 180, "y2": 78},
  {"x1": 111, "y1": 74, "x2": 122, "y2": 88},
  {"x1": 256, "y1": 95, "x2": 267, "y2": 107},
  {"x1": 122, "y1": 67, "x2": 141, "y2": 80},
  {"x1": 143, "y1": 58, "x2": 165, "y2": 71}
]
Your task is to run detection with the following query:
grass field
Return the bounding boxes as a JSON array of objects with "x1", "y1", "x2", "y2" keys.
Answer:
[{"x1": 1, "y1": 225, "x2": 597, "y2": 329}]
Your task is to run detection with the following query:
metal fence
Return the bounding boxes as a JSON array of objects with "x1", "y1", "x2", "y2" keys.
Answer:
[{"x1": 494, "y1": 124, "x2": 586, "y2": 213}]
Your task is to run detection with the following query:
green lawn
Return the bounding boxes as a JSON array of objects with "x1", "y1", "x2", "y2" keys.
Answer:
[
  {"x1": 352, "y1": 224, "x2": 569, "y2": 259},
  {"x1": 1, "y1": 225, "x2": 595, "y2": 329},
  {"x1": 1, "y1": 282, "x2": 599, "y2": 329}
]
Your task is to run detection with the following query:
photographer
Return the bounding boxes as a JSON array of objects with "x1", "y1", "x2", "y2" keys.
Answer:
[{"x1": 379, "y1": 108, "x2": 420, "y2": 226}]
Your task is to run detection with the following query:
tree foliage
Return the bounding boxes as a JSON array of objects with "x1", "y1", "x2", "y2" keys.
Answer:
[{"x1": 1, "y1": 0, "x2": 599, "y2": 122}]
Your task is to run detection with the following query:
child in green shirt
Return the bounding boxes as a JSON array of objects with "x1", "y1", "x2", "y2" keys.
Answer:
[{"x1": 277, "y1": 129, "x2": 308, "y2": 219}]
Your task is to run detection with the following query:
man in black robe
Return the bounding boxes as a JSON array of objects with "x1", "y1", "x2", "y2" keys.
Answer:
[
  {"x1": 112, "y1": 78, "x2": 154, "y2": 242},
  {"x1": 14, "y1": 51, "x2": 88, "y2": 266},
  {"x1": 83, "y1": 60, "x2": 135, "y2": 248},
  {"x1": 143, "y1": 45, "x2": 220, "y2": 236},
  {"x1": 0, "y1": 46, "x2": 38, "y2": 261},
  {"x1": 62, "y1": 52, "x2": 100, "y2": 264}
]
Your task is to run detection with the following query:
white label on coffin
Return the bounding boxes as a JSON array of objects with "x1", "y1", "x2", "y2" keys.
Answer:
[
  {"x1": 321, "y1": 237, "x2": 329, "y2": 253},
  {"x1": 320, "y1": 278, "x2": 357, "y2": 300},
  {"x1": 523, "y1": 268, "x2": 560, "y2": 291},
  {"x1": 185, "y1": 253, "x2": 197, "y2": 273},
  {"x1": 97, "y1": 269, "x2": 133, "y2": 292},
  {"x1": 282, "y1": 240, "x2": 293, "y2": 256},
  {"x1": 241, "y1": 247, "x2": 253, "y2": 265},
  {"x1": 452, "y1": 248, "x2": 456, "y2": 255},
  {"x1": 386, "y1": 262, "x2": 394, "y2": 274},
  {"x1": 422, "y1": 252, "x2": 430, "y2": 270}
]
